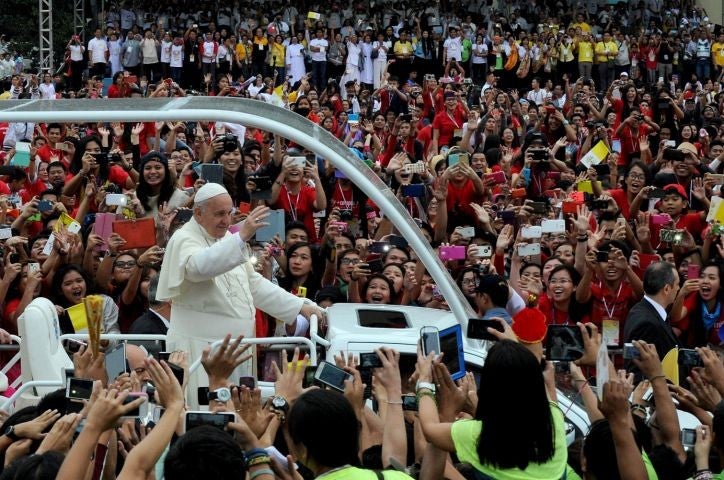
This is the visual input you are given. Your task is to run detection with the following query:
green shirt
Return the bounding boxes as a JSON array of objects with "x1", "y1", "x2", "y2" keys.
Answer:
[
  {"x1": 565, "y1": 449, "x2": 658, "y2": 479},
  {"x1": 450, "y1": 402, "x2": 568, "y2": 480},
  {"x1": 317, "y1": 466, "x2": 413, "y2": 479}
]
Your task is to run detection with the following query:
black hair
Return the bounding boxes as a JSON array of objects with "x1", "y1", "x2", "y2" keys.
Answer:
[
  {"x1": 51, "y1": 264, "x2": 95, "y2": 308},
  {"x1": 279, "y1": 242, "x2": 321, "y2": 300},
  {"x1": 583, "y1": 419, "x2": 627, "y2": 479},
  {"x1": 164, "y1": 425, "x2": 246, "y2": 480},
  {"x1": 287, "y1": 389, "x2": 361, "y2": 469},
  {"x1": 687, "y1": 261, "x2": 724, "y2": 346},
  {"x1": 643, "y1": 261, "x2": 677, "y2": 296},
  {"x1": 361, "y1": 273, "x2": 395, "y2": 304},
  {"x1": 475, "y1": 340, "x2": 555, "y2": 469},
  {"x1": 0, "y1": 451, "x2": 64, "y2": 480},
  {"x1": 136, "y1": 152, "x2": 176, "y2": 212}
]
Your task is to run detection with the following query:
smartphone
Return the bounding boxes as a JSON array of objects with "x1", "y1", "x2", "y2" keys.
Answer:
[
  {"x1": 105, "y1": 343, "x2": 127, "y2": 382},
  {"x1": 687, "y1": 264, "x2": 701, "y2": 279},
  {"x1": 420, "y1": 326, "x2": 440, "y2": 356},
  {"x1": 37, "y1": 200, "x2": 54, "y2": 212},
  {"x1": 404, "y1": 162, "x2": 426, "y2": 174},
  {"x1": 348, "y1": 113, "x2": 360, "y2": 124},
  {"x1": 554, "y1": 361, "x2": 570, "y2": 374},
  {"x1": 651, "y1": 213, "x2": 671, "y2": 225},
  {"x1": 121, "y1": 392, "x2": 148, "y2": 419},
  {"x1": 456, "y1": 226, "x2": 475, "y2": 239},
  {"x1": 313, "y1": 361, "x2": 353, "y2": 392},
  {"x1": 402, "y1": 394, "x2": 418, "y2": 412},
  {"x1": 541, "y1": 219, "x2": 566, "y2": 234},
  {"x1": 201, "y1": 164, "x2": 224, "y2": 184},
  {"x1": 401, "y1": 184, "x2": 426, "y2": 198},
  {"x1": 467, "y1": 318, "x2": 504, "y2": 341},
  {"x1": 648, "y1": 188, "x2": 666, "y2": 199},
  {"x1": 529, "y1": 202, "x2": 547, "y2": 214},
  {"x1": 517, "y1": 243, "x2": 541, "y2": 256},
  {"x1": 302, "y1": 365, "x2": 317, "y2": 389},
  {"x1": 521, "y1": 226, "x2": 542, "y2": 239},
  {"x1": 623, "y1": 342, "x2": 641, "y2": 360},
  {"x1": 288, "y1": 156, "x2": 307, "y2": 168},
  {"x1": 359, "y1": 352, "x2": 383, "y2": 369},
  {"x1": 665, "y1": 140, "x2": 677, "y2": 148},
  {"x1": 0, "y1": 228, "x2": 11, "y2": 240},
  {"x1": 679, "y1": 348, "x2": 703, "y2": 368},
  {"x1": 439, "y1": 245, "x2": 466, "y2": 261},
  {"x1": 611, "y1": 139, "x2": 622, "y2": 153},
  {"x1": 484, "y1": 171, "x2": 506, "y2": 185},
  {"x1": 447, "y1": 153, "x2": 469, "y2": 167},
  {"x1": 596, "y1": 250, "x2": 609, "y2": 263},
  {"x1": 511, "y1": 188, "x2": 527, "y2": 199},
  {"x1": 239, "y1": 376, "x2": 256, "y2": 389},
  {"x1": 499, "y1": 210, "x2": 516, "y2": 224},
  {"x1": 369, "y1": 242, "x2": 391, "y2": 254},
  {"x1": 158, "y1": 352, "x2": 171, "y2": 363},
  {"x1": 105, "y1": 193, "x2": 128, "y2": 206},
  {"x1": 28, "y1": 262, "x2": 40, "y2": 274},
  {"x1": 66, "y1": 377, "x2": 94, "y2": 400},
  {"x1": 185, "y1": 411, "x2": 235, "y2": 433},
  {"x1": 593, "y1": 163, "x2": 611, "y2": 176},
  {"x1": 367, "y1": 258, "x2": 383, "y2": 273},
  {"x1": 545, "y1": 325, "x2": 585, "y2": 362},
  {"x1": 168, "y1": 362, "x2": 185, "y2": 385},
  {"x1": 175, "y1": 209, "x2": 193, "y2": 223},
  {"x1": 248, "y1": 175, "x2": 272, "y2": 191},
  {"x1": 681, "y1": 428, "x2": 697, "y2": 448}
]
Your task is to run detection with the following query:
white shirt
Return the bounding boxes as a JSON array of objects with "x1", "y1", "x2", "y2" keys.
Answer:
[
  {"x1": 39, "y1": 82, "x2": 55, "y2": 100},
  {"x1": 160, "y1": 40, "x2": 173, "y2": 63},
  {"x1": 644, "y1": 295, "x2": 668, "y2": 323},
  {"x1": 526, "y1": 88, "x2": 548, "y2": 106},
  {"x1": 309, "y1": 38, "x2": 328, "y2": 62},
  {"x1": 88, "y1": 37, "x2": 108, "y2": 63},
  {"x1": 443, "y1": 36, "x2": 462, "y2": 61}
]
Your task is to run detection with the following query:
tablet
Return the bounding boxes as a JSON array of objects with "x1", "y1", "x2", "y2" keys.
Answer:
[{"x1": 439, "y1": 324, "x2": 465, "y2": 380}]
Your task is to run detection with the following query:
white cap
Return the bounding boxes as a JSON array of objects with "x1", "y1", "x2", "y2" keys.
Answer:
[{"x1": 195, "y1": 182, "x2": 228, "y2": 204}]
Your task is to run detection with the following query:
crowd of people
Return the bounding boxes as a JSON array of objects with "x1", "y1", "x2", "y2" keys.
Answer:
[{"x1": 0, "y1": 0, "x2": 723, "y2": 477}]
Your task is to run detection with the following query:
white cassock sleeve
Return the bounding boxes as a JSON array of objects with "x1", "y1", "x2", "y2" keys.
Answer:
[
  {"x1": 185, "y1": 233, "x2": 249, "y2": 282},
  {"x1": 247, "y1": 269, "x2": 306, "y2": 325}
]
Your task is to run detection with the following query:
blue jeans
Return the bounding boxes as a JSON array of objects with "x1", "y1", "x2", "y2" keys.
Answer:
[
  {"x1": 311, "y1": 60, "x2": 327, "y2": 91},
  {"x1": 696, "y1": 58, "x2": 711, "y2": 80}
]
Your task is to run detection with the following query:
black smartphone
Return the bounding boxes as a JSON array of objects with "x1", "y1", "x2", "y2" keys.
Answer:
[
  {"x1": 185, "y1": 411, "x2": 235, "y2": 432},
  {"x1": 158, "y1": 352, "x2": 172, "y2": 363},
  {"x1": 596, "y1": 251, "x2": 609, "y2": 263},
  {"x1": 402, "y1": 394, "x2": 418, "y2": 411},
  {"x1": 37, "y1": 200, "x2": 54, "y2": 212},
  {"x1": 592, "y1": 164, "x2": 610, "y2": 176},
  {"x1": 314, "y1": 361, "x2": 353, "y2": 392},
  {"x1": 91, "y1": 152, "x2": 109, "y2": 166},
  {"x1": 467, "y1": 318, "x2": 504, "y2": 341},
  {"x1": 545, "y1": 325, "x2": 585, "y2": 362},
  {"x1": 589, "y1": 199, "x2": 610, "y2": 210},
  {"x1": 367, "y1": 258, "x2": 383, "y2": 273},
  {"x1": 678, "y1": 348, "x2": 703, "y2": 368},
  {"x1": 239, "y1": 376, "x2": 256, "y2": 389},
  {"x1": 9, "y1": 253, "x2": 19, "y2": 264},
  {"x1": 529, "y1": 202, "x2": 547, "y2": 214},
  {"x1": 359, "y1": 352, "x2": 383, "y2": 369},
  {"x1": 401, "y1": 184, "x2": 426, "y2": 198},
  {"x1": 369, "y1": 242, "x2": 391, "y2": 254},
  {"x1": 66, "y1": 377, "x2": 94, "y2": 400},
  {"x1": 302, "y1": 365, "x2": 317, "y2": 389},
  {"x1": 648, "y1": 188, "x2": 666, "y2": 199},
  {"x1": 168, "y1": 362, "x2": 185, "y2": 385},
  {"x1": 248, "y1": 175, "x2": 272, "y2": 191}
]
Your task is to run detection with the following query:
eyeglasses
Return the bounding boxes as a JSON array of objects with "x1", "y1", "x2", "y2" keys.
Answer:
[
  {"x1": 340, "y1": 258, "x2": 360, "y2": 265},
  {"x1": 628, "y1": 174, "x2": 646, "y2": 180},
  {"x1": 549, "y1": 278, "x2": 572, "y2": 285},
  {"x1": 114, "y1": 260, "x2": 137, "y2": 269},
  {"x1": 461, "y1": 279, "x2": 478, "y2": 286}
]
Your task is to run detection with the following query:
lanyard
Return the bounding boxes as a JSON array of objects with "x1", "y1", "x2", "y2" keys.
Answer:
[
  {"x1": 601, "y1": 281, "x2": 623, "y2": 318},
  {"x1": 285, "y1": 186, "x2": 300, "y2": 221},
  {"x1": 551, "y1": 305, "x2": 570, "y2": 325},
  {"x1": 447, "y1": 111, "x2": 461, "y2": 129},
  {"x1": 337, "y1": 182, "x2": 352, "y2": 209}
]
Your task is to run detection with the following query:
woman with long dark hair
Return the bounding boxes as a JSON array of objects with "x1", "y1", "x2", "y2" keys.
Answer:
[
  {"x1": 672, "y1": 262, "x2": 724, "y2": 346},
  {"x1": 135, "y1": 151, "x2": 191, "y2": 217},
  {"x1": 418, "y1": 339, "x2": 566, "y2": 478},
  {"x1": 278, "y1": 242, "x2": 320, "y2": 301}
]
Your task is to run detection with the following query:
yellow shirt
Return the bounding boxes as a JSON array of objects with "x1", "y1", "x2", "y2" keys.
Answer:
[
  {"x1": 269, "y1": 43, "x2": 285, "y2": 67},
  {"x1": 577, "y1": 41, "x2": 594, "y2": 62},
  {"x1": 595, "y1": 41, "x2": 618, "y2": 63},
  {"x1": 570, "y1": 22, "x2": 591, "y2": 33},
  {"x1": 394, "y1": 41, "x2": 413, "y2": 57},
  {"x1": 235, "y1": 42, "x2": 251, "y2": 62},
  {"x1": 713, "y1": 42, "x2": 724, "y2": 67}
]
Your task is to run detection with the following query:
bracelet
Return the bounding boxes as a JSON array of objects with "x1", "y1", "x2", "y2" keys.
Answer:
[
  {"x1": 649, "y1": 374, "x2": 666, "y2": 383},
  {"x1": 631, "y1": 404, "x2": 647, "y2": 416},
  {"x1": 246, "y1": 455, "x2": 272, "y2": 468},
  {"x1": 386, "y1": 399, "x2": 403, "y2": 405},
  {"x1": 577, "y1": 236, "x2": 588, "y2": 242},
  {"x1": 575, "y1": 380, "x2": 590, "y2": 394},
  {"x1": 249, "y1": 468, "x2": 275, "y2": 480},
  {"x1": 416, "y1": 390, "x2": 437, "y2": 405},
  {"x1": 693, "y1": 470, "x2": 713, "y2": 480},
  {"x1": 244, "y1": 448, "x2": 268, "y2": 461}
]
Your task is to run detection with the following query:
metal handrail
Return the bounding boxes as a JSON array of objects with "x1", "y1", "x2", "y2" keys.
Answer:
[
  {"x1": 310, "y1": 314, "x2": 331, "y2": 349},
  {"x1": 189, "y1": 337, "x2": 317, "y2": 374},
  {"x1": 59, "y1": 334, "x2": 168, "y2": 342},
  {"x1": 0, "y1": 380, "x2": 64, "y2": 411}
]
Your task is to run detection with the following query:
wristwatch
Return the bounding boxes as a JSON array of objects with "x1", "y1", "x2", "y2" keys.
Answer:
[
  {"x1": 207, "y1": 387, "x2": 231, "y2": 403},
  {"x1": 3, "y1": 425, "x2": 20, "y2": 441},
  {"x1": 270, "y1": 395, "x2": 289, "y2": 415},
  {"x1": 416, "y1": 381, "x2": 436, "y2": 393}
]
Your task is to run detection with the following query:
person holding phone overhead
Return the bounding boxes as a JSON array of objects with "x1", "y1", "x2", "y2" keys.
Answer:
[{"x1": 157, "y1": 183, "x2": 325, "y2": 408}]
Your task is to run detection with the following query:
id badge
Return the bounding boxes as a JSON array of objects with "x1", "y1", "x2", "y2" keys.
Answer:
[
  {"x1": 453, "y1": 129, "x2": 463, "y2": 138},
  {"x1": 602, "y1": 318, "x2": 620, "y2": 346},
  {"x1": 189, "y1": 54, "x2": 195, "y2": 62}
]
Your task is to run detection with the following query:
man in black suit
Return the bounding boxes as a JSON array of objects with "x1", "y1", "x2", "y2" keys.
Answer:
[
  {"x1": 624, "y1": 261, "x2": 680, "y2": 374},
  {"x1": 129, "y1": 274, "x2": 169, "y2": 335}
]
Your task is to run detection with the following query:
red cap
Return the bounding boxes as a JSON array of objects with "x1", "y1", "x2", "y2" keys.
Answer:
[
  {"x1": 663, "y1": 183, "x2": 688, "y2": 200},
  {"x1": 683, "y1": 91, "x2": 695, "y2": 100},
  {"x1": 512, "y1": 307, "x2": 548, "y2": 344}
]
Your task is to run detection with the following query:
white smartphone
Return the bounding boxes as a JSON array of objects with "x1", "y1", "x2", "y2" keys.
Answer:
[
  {"x1": 105, "y1": 193, "x2": 128, "y2": 206},
  {"x1": 288, "y1": 156, "x2": 307, "y2": 168},
  {"x1": 518, "y1": 243, "x2": 542, "y2": 256},
  {"x1": 456, "y1": 226, "x2": 475, "y2": 239},
  {"x1": 476, "y1": 244, "x2": 493, "y2": 257},
  {"x1": 521, "y1": 226, "x2": 542, "y2": 239},
  {"x1": 541, "y1": 219, "x2": 566, "y2": 233},
  {"x1": 0, "y1": 228, "x2": 11, "y2": 240},
  {"x1": 27, "y1": 262, "x2": 41, "y2": 274}
]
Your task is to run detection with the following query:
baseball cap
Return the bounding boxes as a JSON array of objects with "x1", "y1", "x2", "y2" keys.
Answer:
[{"x1": 663, "y1": 183, "x2": 687, "y2": 200}]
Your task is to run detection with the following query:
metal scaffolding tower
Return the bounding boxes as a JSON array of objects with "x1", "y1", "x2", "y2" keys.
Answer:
[
  {"x1": 38, "y1": 0, "x2": 53, "y2": 72},
  {"x1": 74, "y1": 0, "x2": 86, "y2": 42}
]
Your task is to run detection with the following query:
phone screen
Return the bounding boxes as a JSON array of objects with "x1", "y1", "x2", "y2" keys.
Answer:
[
  {"x1": 545, "y1": 325, "x2": 584, "y2": 362},
  {"x1": 439, "y1": 325, "x2": 463, "y2": 379},
  {"x1": 314, "y1": 362, "x2": 352, "y2": 392},
  {"x1": 467, "y1": 319, "x2": 504, "y2": 341},
  {"x1": 66, "y1": 378, "x2": 94, "y2": 400},
  {"x1": 105, "y1": 343, "x2": 127, "y2": 382},
  {"x1": 185, "y1": 412, "x2": 234, "y2": 432},
  {"x1": 420, "y1": 327, "x2": 440, "y2": 356},
  {"x1": 359, "y1": 352, "x2": 383, "y2": 369}
]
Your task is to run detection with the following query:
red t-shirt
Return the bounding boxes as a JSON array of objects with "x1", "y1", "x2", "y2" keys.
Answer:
[
  {"x1": 589, "y1": 280, "x2": 636, "y2": 346},
  {"x1": 330, "y1": 182, "x2": 359, "y2": 219},
  {"x1": 539, "y1": 293, "x2": 579, "y2": 326},
  {"x1": 618, "y1": 124, "x2": 651, "y2": 166},
  {"x1": 431, "y1": 106, "x2": 466, "y2": 149},
  {"x1": 608, "y1": 188, "x2": 631, "y2": 219},
  {"x1": 272, "y1": 184, "x2": 319, "y2": 242},
  {"x1": 36, "y1": 144, "x2": 62, "y2": 163},
  {"x1": 446, "y1": 179, "x2": 482, "y2": 221}
]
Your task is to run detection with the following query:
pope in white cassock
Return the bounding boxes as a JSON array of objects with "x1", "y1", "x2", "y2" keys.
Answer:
[{"x1": 157, "y1": 183, "x2": 325, "y2": 406}]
